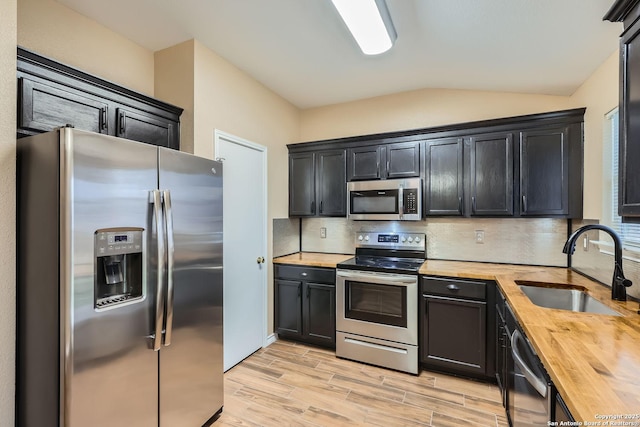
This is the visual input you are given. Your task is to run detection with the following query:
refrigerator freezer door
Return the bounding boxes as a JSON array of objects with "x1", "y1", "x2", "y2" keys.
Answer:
[
  {"x1": 65, "y1": 130, "x2": 159, "y2": 427},
  {"x1": 158, "y1": 148, "x2": 224, "y2": 426}
]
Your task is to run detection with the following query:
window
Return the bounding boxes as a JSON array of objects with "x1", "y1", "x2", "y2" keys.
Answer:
[{"x1": 607, "y1": 108, "x2": 640, "y2": 247}]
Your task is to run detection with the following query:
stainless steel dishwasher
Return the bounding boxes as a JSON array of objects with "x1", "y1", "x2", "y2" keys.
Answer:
[{"x1": 506, "y1": 305, "x2": 554, "y2": 426}]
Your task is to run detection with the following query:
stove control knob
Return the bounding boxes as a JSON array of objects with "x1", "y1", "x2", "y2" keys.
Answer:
[
  {"x1": 401, "y1": 237, "x2": 407, "y2": 242},
  {"x1": 407, "y1": 237, "x2": 414, "y2": 243},
  {"x1": 358, "y1": 235, "x2": 364, "y2": 242},
  {"x1": 364, "y1": 235, "x2": 370, "y2": 241},
  {"x1": 415, "y1": 237, "x2": 421, "y2": 243}
]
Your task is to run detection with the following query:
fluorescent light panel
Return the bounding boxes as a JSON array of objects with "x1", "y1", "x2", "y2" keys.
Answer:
[{"x1": 331, "y1": 0, "x2": 397, "y2": 55}]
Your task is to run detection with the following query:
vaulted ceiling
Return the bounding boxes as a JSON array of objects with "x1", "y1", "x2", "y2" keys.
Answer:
[{"x1": 57, "y1": 0, "x2": 622, "y2": 108}]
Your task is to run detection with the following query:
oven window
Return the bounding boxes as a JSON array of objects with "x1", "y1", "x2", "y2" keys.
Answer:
[
  {"x1": 351, "y1": 190, "x2": 399, "y2": 214},
  {"x1": 345, "y1": 281, "x2": 407, "y2": 327}
]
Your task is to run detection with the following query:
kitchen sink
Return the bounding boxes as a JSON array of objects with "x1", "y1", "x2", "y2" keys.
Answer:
[{"x1": 516, "y1": 282, "x2": 622, "y2": 316}]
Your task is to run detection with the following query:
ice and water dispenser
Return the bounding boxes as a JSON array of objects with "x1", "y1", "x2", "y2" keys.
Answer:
[{"x1": 94, "y1": 228, "x2": 144, "y2": 309}]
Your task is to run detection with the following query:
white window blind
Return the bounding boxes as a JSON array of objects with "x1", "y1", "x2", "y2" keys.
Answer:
[{"x1": 609, "y1": 109, "x2": 640, "y2": 247}]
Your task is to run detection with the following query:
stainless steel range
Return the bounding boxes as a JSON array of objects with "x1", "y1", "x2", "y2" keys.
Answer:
[{"x1": 336, "y1": 231, "x2": 426, "y2": 374}]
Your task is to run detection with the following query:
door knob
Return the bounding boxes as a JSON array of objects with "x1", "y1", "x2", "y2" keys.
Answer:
[{"x1": 256, "y1": 257, "x2": 265, "y2": 264}]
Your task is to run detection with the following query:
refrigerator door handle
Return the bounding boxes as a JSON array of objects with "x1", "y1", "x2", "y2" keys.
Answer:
[
  {"x1": 163, "y1": 189, "x2": 175, "y2": 346},
  {"x1": 151, "y1": 190, "x2": 166, "y2": 351}
]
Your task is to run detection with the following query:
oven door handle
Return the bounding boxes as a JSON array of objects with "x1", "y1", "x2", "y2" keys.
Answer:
[
  {"x1": 336, "y1": 270, "x2": 416, "y2": 285},
  {"x1": 398, "y1": 186, "x2": 404, "y2": 218},
  {"x1": 511, "y1": 329, "x2": 547, "y2": 398}
]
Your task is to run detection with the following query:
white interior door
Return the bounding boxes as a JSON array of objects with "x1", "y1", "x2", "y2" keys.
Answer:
[{"x1": 215, "y1": 130, "x2": 267, "y2": 372}]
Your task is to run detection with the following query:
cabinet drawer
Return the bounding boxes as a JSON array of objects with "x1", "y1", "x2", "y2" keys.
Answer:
[
  {"x1": 422, "y1": 276, "x2": 486, "y2": 300},
  {"x1": 275, "y1": 265, "x2": 335, "y2": 284}
]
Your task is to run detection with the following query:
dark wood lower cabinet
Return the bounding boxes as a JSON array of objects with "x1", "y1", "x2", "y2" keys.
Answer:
[
  {"x1": 420, "y1": 276, "x2": 495, "y2": 379},
  {"x1": 274, "y1": 279, "x2": 303, "y2": 337},
  {"x1": 274, "y1": 265, "x2": 336, "y2": 348},
  {"x1": 303, "y1": 282, "x2": 335, "y2": 344}
]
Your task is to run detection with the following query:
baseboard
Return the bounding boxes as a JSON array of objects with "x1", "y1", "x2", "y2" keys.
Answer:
[{"x1": 264, "y1": 333, "x2": 277, "y2": 347}]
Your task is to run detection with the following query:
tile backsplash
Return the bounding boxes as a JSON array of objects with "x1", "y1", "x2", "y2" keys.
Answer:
[
  {"x1": 272, "y1": 218, "x2": 300, "y2": 257},
  {"x1": 301, "y1": 217, "x2": 569, "y2": 267}
]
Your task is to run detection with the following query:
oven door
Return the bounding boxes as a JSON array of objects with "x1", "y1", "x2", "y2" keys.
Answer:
[{"x1": 336, "y1": 269, "x2": 417, "y2": 345}]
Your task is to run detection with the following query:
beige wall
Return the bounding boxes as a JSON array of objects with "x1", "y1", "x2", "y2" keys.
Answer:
[
  {"x1": 568, "y1": 50, "x2": 619, "y2": 220},
  {"x1": 18, "y1": 0, "x2": 154, "y2": 96},
  {"x1": 154, "y1": 41, "x2": 195, "y2": 154},
  {"x1": 300, "y1": 88, "x2": 574, "y2": 142},
  {"x1": 0, "y1": 0, "x2": 17, "y2": 423}
]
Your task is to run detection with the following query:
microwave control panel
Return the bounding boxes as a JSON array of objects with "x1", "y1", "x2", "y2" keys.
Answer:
[{"x1": 404, "y1": 189, "x2": 418, "y2": 214}]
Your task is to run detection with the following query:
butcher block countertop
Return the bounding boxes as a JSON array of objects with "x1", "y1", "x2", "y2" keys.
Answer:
[
  {"x1": 421, "y1": 260, "x2": 640, "y2": 423},
  {"x1": 272, "y1": 252, "x2": 353, "y2": 268}
]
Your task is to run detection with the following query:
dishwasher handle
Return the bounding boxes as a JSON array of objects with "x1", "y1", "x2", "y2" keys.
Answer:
[{"x1": 511, "y1": 329, "x2": 547, "y2": 398}]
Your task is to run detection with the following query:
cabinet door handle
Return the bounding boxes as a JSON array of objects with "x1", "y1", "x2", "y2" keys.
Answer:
[
  {"x1": 100, "y1": 108, "x2": 107, "y2": 131},
  {"x1": 472, "y1": 196, "x2": 477, "y2": 214},
  {"x1": 118, "y1": 111, "x2": 126, "y2": 134},
  {"x1": 458, "y1": 197, "x2": 463, "y2": 214},
  {"x1": 301, "y1": 272, "x2": 308, "y2": 277},
  {"x1": 306, "y1": 287, "x2": 310, "y2": 299},
  {"x1": 522, "y1": 195, "x2": 527, "y2": 213},
  {"x1": 310, "y1": 200, "x2": 315, "y2": 214},
  {"x1": 298, "y1": 284, "x2": 301, "y2": 298},
  {"x1": 376, "y1": 161, "x2": 380, "y2": 178},
  {"x1": 447, "y1": 284, "x2": 460, "y2": 291},
  {"x1": 320, "y1": 200, "x2": 323, "y2": 214}
]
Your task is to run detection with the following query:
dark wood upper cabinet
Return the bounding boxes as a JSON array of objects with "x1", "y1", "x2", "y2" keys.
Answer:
[
  {"x1": 469, "y1": 133, "x2": 514, "y2": 216},
  {"x1": 116, "y1": 108, "x2": 178, "y2": 149},
  {"x1": 347, "y1": 145, "x2": 383, "y2": 180},
  {"x1": 424, "y1": 137, "x2": 464, "y2": 216},
  {"x1": 385, "y1": 141, "x2": 421, "y2": 179},
  {"x1": 605, "y1": 1, "x2": 640, "y2": 217},
  {"x1": 316, "y1": 150, "x2": 347, "y2": 216},
  {"x1": 347, "y1": 141, "x2": 420, "y2": 181},
  {"x1": 17, "y1": 47, "x2": 182, "y2": 150},
  {"x1": 289, "y1": 149, "x2": 346, "y2": 217},
  {"x1": 289, "y1": 152, "x2": 316, "y2": 216},
  {"x1": 19, "y1": 77, "x2": 109, "y2": 135},
  {"x1": 519, "y1": 126, "x2": 571, "y2": 216}
]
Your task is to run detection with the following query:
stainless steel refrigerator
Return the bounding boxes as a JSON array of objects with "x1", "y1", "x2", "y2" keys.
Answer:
[{"x1": 16, "y1": 128, "x2": 224, "y2": 427}]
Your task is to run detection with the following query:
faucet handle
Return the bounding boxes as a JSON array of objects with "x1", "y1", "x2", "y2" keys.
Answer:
[{"x1": 622, "y1": 278, "x2": 633, "y2": 287}]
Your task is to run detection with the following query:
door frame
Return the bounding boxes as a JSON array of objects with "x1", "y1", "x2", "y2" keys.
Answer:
[{"x1": 214, "y1": 129, "x2": 269, "y2": 349}]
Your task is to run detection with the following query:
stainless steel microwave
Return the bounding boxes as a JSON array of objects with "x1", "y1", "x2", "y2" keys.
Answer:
[{"x1": 347, "y1": 178, "x2": 422, "y2": 220}]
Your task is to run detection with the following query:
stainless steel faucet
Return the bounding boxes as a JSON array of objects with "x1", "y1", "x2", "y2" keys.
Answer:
[{"x1": 562, "y1": 224, "x2": 632, "y2": 301}]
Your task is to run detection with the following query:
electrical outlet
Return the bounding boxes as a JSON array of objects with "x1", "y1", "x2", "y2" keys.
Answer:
[
  {"x1": 475, "y1": 230, "x2": 485, "y2": 244},
  {"x1": 320, "y1": 227, "x2": 327, "y2": 239}
]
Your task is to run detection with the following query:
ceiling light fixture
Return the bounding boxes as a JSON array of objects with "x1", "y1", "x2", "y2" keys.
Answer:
[{"x1": 331, "y1": 0, "x2": 397, "y2": 56}]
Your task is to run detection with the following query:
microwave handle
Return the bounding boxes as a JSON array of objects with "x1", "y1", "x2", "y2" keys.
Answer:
[{"x1": 398, "y1": 186, "x2": 404, "y2": 218}]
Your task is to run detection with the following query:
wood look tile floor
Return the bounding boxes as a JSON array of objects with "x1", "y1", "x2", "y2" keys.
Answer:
[{"x1": 216, "y1": 340, "x2": 507, "y2": 427}]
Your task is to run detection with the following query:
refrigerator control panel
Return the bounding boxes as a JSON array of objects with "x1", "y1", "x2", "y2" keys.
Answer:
[
  {"x1": 94, "y1": 228, "x2": 144, "y2": 310},
  {"x1": 96, "y1": 230, "x2": 143, "y2": 256}
]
